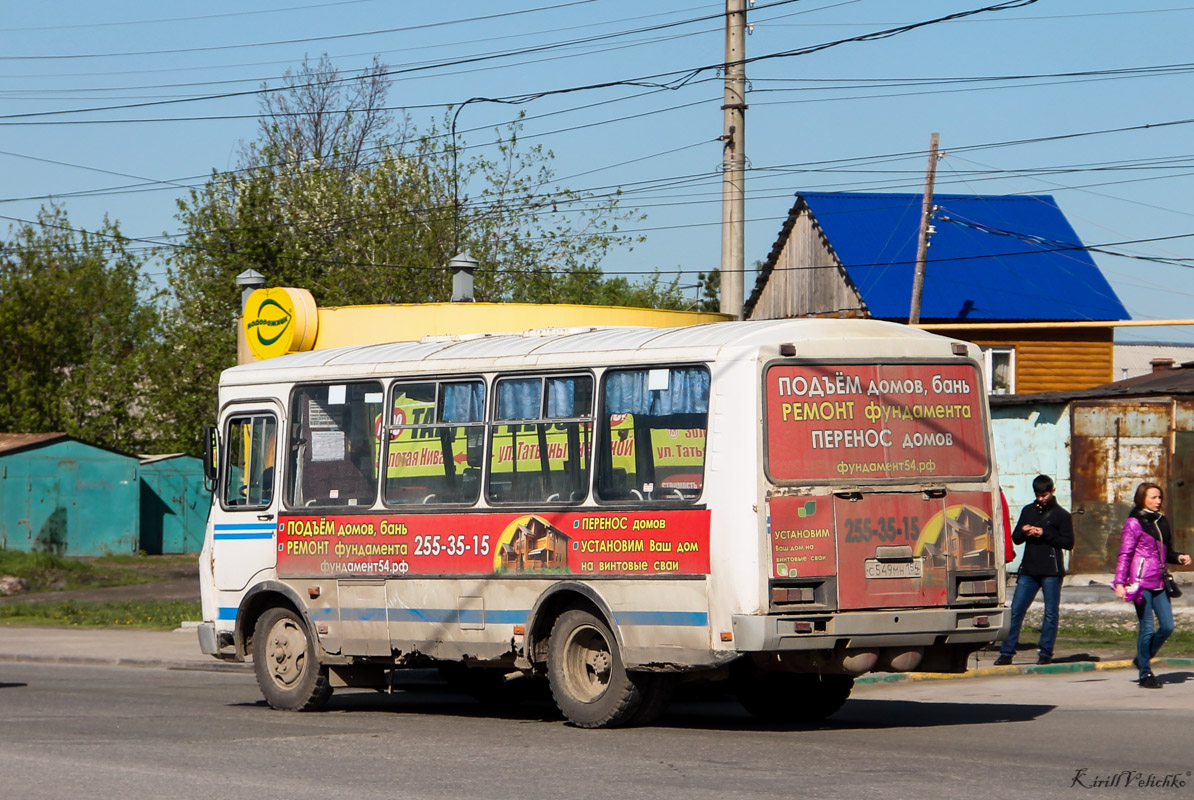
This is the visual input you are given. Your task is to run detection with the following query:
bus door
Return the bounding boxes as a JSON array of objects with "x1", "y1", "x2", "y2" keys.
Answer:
[
  {"x1": 212, "y1": 405, "x2": 282, "y2": 591},
  {"x1": 834, "y1": 490, "x2": 997, "y2": 609},
  {"x1": 833, "y1": 492, "x2": 947, "y2": 609},
  {"x1": 769, "y1": 489, "x2": 998, "y2": 610}
]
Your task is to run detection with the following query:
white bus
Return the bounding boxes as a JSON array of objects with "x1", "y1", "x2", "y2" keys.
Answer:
[{"x1": 198, "y1": 318, "x2": 1008, "y2": 728}]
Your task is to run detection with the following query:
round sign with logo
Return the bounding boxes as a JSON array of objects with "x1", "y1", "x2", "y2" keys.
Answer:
[{"x1": 243, "y1": 287, "x2": 318, "y2": 359}]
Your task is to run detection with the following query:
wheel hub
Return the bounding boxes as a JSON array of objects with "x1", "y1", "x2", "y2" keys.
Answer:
[{"x1": 266, "y1": 620, "x2": 306, "y2": 687}]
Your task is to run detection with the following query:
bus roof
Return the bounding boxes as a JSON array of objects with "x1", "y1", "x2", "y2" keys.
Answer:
[{"x1": 220, "y1": 318, "x2": 968, "y2": 387}]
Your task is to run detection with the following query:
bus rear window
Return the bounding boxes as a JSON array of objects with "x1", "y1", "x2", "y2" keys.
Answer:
[
  {"x1": 765, "y1": 363, "x2": 988, "y2": 483},
  {"x1": 597, "y1": 366, "x2": 709, "y2": 502}
]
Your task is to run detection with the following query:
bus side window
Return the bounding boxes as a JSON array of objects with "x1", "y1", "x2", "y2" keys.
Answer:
[
  {"x1": 597, "y1": 366, "x2": 709, "y2": 503},
  {"x1": 223, "y1": 414, "x2": 276, "y2": 509},
  {"x1": 487, "y1": 375, "x2": 592, "y2": 505},
  {"x1": 384, "y1": 380, "x2": 484, "y2": 506},
  {"x1": 286, "y1": 383, "x2": 383, "y2": 509}
]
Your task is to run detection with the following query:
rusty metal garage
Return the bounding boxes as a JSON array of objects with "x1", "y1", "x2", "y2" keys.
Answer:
[{"x1": 990, "y1": 364, "x2": 1194, "y2": 574}]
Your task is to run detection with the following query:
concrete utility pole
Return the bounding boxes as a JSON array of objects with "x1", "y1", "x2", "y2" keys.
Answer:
[
  {"x1": 908, "y1": 132, "x2": 940, "y2": 325},
  {"x1": 235, "y1": 269, "x2": 266, "y2": 365},
  {"x1": 720, "y1": 0, "x2": 747, "y2": 320}
]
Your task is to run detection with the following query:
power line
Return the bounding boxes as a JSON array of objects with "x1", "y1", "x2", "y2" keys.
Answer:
[
  {"x1": 0, "y1": 0, "x2": 386, "y2": 32},
  {"x1": 0, "y1": 1, "x2": 604, "y2": 61}
]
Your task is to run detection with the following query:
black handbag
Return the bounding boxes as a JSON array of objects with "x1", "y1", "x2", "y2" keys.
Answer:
[{"x1": 1163, "y1": 572, "x2": 1182, "y2": 598}]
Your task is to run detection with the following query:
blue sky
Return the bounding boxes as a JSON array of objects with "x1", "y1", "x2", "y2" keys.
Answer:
[{"x1": 3, "y1": 1, "x2": 1193, "y2": 343}]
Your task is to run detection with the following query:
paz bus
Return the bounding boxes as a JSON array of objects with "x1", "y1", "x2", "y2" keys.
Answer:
[{"x1": 197, "y1": 318, "x2": 1009, "y2": 728}]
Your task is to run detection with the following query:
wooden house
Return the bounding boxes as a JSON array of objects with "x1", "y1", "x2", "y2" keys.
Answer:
[
  {"x1": 498, "y1": 515, "x2": 571, "y2": 573},
  {"x1": 745, "y1": 193, "x2": 1130, "y2": 393}
]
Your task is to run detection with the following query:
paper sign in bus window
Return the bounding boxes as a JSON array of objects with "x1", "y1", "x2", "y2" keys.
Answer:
[{"x1": 311, "y1": 430, "x2": 345, "y2": 461}]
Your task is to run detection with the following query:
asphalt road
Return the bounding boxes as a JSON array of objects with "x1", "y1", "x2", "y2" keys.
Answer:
[{"x1": 1, "y1": 661, "x2": 1191, "y2": 800}]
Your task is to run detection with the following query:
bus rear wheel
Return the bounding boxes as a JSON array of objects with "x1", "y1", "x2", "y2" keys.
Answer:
[
  {"x1": 547, "y1": 609, "x2": 670, "y2": 728},
  {"x1": 252, "y1": 607, "x2": 332, "y2": 711},
  {"x1": 732, "y1": 665, "x2": 853, "y2": 725}
]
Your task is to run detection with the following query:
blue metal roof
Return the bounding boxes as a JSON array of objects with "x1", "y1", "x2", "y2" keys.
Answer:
[{"x1": 800, "y1": 192, "x2": 1128, "y2": 321}]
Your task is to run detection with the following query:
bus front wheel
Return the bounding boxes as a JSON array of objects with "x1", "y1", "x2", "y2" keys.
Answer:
[
  {"x1": 252, "y1": 607, "x2": 332, "y2": 711},
  {"x1": 546, "y1": 609, "x2": 669, "y2": 728}
]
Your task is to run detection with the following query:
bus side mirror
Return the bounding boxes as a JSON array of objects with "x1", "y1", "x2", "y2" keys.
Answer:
[{"x1": 203, "y1": 425, "x2": 219, "y2": 490}]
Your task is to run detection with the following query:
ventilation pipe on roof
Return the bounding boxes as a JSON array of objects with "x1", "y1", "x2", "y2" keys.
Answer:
[
  {"x1": 450, "y1": 252, "x2": 477, "y2": 303},
  {"x1": 235, "y1": 269, "x2": 266, "y2": 312},
  {"x1": 1151, "y1": 357, "x2": 1176, "y2": 373}
]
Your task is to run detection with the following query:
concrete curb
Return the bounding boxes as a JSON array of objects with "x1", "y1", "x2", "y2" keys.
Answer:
[
  {"x1": 0, "y1": 652, "x2": 252, "y2": 673},
  {"x1": 856, "y1": 657, "x2": 1193, "y2": 685}
]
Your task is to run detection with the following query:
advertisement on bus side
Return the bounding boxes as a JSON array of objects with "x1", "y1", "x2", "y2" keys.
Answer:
[{"x1": 276, "y1": 509, "x2": 711, "y2": 578}]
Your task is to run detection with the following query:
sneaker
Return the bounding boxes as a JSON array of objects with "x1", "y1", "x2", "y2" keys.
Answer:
[
  {"x1": 1139, "y1": 672, "x2": 1162, "y2": 689},
  {"x1": 1036, "y1": 656, "x2": 1052, "y2": 665},
  {"x1": 1132, "y1": 657, "x2": 1139, "y2": 669},
  {"x1": 993, "y1": 655, "x2": 1013, "y2": 666}
]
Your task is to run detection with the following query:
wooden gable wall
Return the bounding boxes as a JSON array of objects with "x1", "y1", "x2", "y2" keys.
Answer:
[{"x1": 747, "y1": 203, "x2": 867, "y2": 320}]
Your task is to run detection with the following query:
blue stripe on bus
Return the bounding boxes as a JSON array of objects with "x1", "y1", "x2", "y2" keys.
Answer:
[
  {"x1": 213, "y1": 522, "x2": 275, "y2": 540},
  {"x1": 614, "y1": 611, "x2": 710, "y2": 627},
  {"x1": 384, "y1": 608, "x2": 531, "y2": 625},
  {"x1": 218, "y1": 606, "x2": 708, "y2": 627}
]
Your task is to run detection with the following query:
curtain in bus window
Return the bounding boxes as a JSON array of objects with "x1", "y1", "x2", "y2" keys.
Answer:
[
  {"x1": 496, "y1": 378, "x2": 541, "y2": 420},
  {"x1": 598, "y1": 367, "x2": 708, "y2": 503},
  {"x1": 547, "y1": 376, "x2": 579, "y2": 417},
  {"x1": 603, "y1": 367, "x2": 709, "y2": 415},
  {"x1": 442, "y1": 381, "x2": 484, "y2": 423}
]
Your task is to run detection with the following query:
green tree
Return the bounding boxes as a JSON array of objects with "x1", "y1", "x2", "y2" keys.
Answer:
[
  {"x1": 695, "y1": 269, "x2": 721, "y2": 312},
  {"x1": 150, "y1": 55, "x2": 676, "y2": 453},
  {"x1": 0, "y1": 206, "x2": 159, "y2": 452}
]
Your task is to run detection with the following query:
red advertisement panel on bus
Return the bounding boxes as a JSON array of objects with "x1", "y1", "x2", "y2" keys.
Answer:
[
  {"x1": 765, "y1": 362, "x2": 988, "y2": 482},
  {"x1": 277, "y1": 509, "x2": 711, "y2": 578}
]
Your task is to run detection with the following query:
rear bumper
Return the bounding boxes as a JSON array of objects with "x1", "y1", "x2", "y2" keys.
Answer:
[{"x1": 731, "y1": 606, "x2": 1008, "y2": 652}]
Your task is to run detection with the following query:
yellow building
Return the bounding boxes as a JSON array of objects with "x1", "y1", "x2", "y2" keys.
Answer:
[{"x1": 239, "y1": 286, "x2": 730, "y2": 363}]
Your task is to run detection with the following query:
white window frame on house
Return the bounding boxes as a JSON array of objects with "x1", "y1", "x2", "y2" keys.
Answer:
[{"x1": 980, "y1": 346, "x2": 1015, "y2": 395}]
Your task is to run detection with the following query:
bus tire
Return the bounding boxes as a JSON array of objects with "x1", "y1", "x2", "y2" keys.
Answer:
[
  {"x1": 547, "y1": 609, "x2": 663, "y2": 728},
  {"x1": 732, "y1": 666, "x2": 853, "y2": 725},
  {"x1": 252, "y1": 607, "x2": 332, "y2": 711}
]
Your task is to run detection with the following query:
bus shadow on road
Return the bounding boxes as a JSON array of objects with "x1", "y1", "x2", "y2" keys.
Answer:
[
  {"x1": 233, "y1": 682, "x2": 566, "y2": 724},
  {"x1": 656, "y1": 696, "x2": 1055, "y2": 732},
  {"x1": 231, "y1": 681, "x2": 1056, "y2": 730},
  {"x1": 826, "y1": 698, "x2": 1055, "y2": 729}
]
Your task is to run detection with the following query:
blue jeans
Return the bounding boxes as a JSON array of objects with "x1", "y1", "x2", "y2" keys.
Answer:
[
  {"x1": 1000, "y1": 574, "x2": 1061, "y2": 659},
  {"x1": 1134, "y1": 588, "x2": 1175, "y2": 679}
]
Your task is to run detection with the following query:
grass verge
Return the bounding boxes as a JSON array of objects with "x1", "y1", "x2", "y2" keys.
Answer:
[
  {"x1": 0, "y1": 549, "x2": 195, "y2": 593},
  {"x1": 0, "y1": 600, "x2": 201, "y2": 630},
  {"x1": 1021, "y1": 608, "x2": 1194, "y2": 658}
]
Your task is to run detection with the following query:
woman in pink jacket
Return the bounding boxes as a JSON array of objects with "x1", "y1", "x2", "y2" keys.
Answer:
[{"x1": 1112, "y1": 482, "x2": 1191, "y2": 688}]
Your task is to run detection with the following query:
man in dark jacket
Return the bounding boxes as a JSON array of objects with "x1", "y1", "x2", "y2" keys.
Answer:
[{"x1": 994, "y1": 474, "x2": 1074, "y2": 665}]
